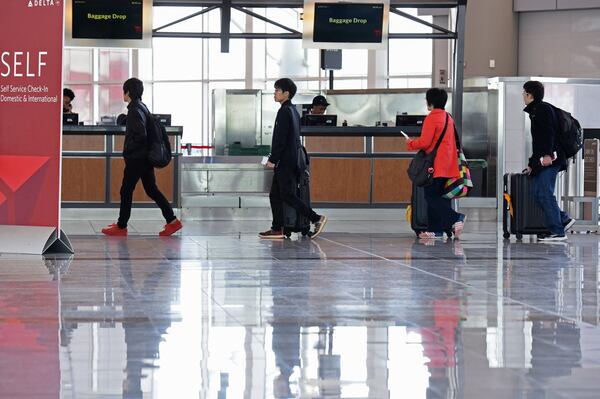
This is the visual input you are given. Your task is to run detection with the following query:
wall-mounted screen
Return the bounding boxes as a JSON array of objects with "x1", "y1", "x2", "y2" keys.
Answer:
[
  {"x1": 65, "y1": 0, "x2": 152, "y2": 48},
  {"x1": 72, "y1": 0, "x2": 143, "y2": 40},
  {"x1": 303, "y1": 0, "x2": 389, "y2": 50},
  {"x1": 313, "y1": 3, "x2": 384, "y2": 43}
]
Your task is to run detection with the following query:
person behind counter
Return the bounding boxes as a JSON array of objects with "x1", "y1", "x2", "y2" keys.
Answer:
[
  {"x1": 259, "y1": 78, "x2": 328, "y2": 239},
  {"x1": 310, "y1": 95, "x2": 329, "y2": 115},
  {"x1": 63, "y1": 88, "x2": 75, "y2": 113},
  {"x1": 101, "y1": 77, "x2": 183, "y2": 237},
  {"x1": 406, "y1": 88, "x2": 466, "y2": 240}
]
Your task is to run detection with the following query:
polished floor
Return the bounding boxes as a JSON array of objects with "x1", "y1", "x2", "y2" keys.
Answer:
[{"x1": 2, "y1": 219, "x2": 600, "y2": 398}]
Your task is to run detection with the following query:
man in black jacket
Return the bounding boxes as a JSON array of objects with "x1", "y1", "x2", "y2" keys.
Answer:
[
  {"x1": 102, "y1": 78, "x2": 182, "y2": 237},
  {"x1": 259, "y1": 78, "x2": 327, "y2": 239},
  {"x1": 522, "y1": 80, "x2": 573, "y2": 241}
]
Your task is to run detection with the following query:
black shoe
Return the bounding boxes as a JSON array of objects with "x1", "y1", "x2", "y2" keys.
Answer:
[
  {"x1": 311, "y1": 215, "x2": 328, "y2": 239},
  {"x1": 563, "y1": 218, "x2": 575, "y2": 232},
  {"x1": 537, "y1": 234, "x2": 549, "y2": 240},
  {"x1": 259, "y1": 229, "x2": 284, "y2": 239}
]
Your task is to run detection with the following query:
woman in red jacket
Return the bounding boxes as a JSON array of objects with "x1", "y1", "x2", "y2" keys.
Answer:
[{"x1": 407, "y1": 88, "x2": 466, "y2": 239}]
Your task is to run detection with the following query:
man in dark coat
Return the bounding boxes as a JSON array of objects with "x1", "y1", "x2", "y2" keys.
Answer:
[
  {"x1": 102, "y1": 78, "x2": 182, "y2": 237},
  {"x1": 259, "y1": 78, "x2": 327, "y2": 239},
  {"x1": 522, "y1": 80, "x2": 573, "y2": 241}
]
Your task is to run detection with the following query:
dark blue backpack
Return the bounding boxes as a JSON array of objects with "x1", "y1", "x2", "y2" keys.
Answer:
[
  {"x1": 145, "y1": 112, "x2": 172, "y2": 168},
  {"x1": 551, "y1": 105, "x2": 583, "y2": 159}
]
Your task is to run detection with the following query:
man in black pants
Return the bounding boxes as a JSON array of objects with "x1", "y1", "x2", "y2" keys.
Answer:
[
  {"x1": 102, "y1": 78, "x2": 182, "y2": 237},
  {"x1": 259, "y1": 78, "x2": 327, "y2": 239}
]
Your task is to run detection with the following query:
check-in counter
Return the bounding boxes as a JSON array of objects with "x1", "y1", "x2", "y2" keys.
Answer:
[
  {"x1": 61, "y1": 125, "x2": 182, "y2": 207},
  {"x1": 181, "y1": 156, "x2": 273, "y2": 208},
  {"x1": 302, "y1": 126, "x2": 420, "y2": 205},
  {"x1": 180, "y1": 127, "x2": 420, "y2": 209}
]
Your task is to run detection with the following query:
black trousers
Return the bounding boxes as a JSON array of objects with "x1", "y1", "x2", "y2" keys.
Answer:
[
  {"x1": 423, "y1": 177, "x2": 460, "y2": 233},
  {"x1": 269, "y1": 167, "x2": 319, "y2": 231},
  {"x1": 118, "y1": 158, "x2": 176, "y2": 228}
]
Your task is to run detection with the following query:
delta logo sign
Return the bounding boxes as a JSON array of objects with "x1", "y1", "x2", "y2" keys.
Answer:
[{"x1": 28, "y1": 0, "x2": 61, "y2": 8}]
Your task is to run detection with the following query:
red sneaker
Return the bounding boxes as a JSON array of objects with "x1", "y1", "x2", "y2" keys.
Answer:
[
  {"x1": 159, "y1": 219, "x2": 183, "y2": 236},
  {"x1": 101, "y1": 223, "x2": 127, "y2": 236}
]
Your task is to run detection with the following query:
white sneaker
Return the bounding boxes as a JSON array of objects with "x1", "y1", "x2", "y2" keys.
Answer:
[
  {"x1": 538, "y1": 234, "x2": 567, "y2": 242},
  {"x1": 563, "y1": 219, "x2": 576, "y2": 232}
]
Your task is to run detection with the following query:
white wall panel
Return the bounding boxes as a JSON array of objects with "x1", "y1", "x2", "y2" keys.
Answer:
[
  {"x1": 519, "y1": 9, "x2": 600, "y2": 79},
  {"x1": 515, "y1": 0, "x2": 600, "y2": 10},
  {"x1": 514, "y1": 0, "x2": 557, "y2": 12},
  {"x1": 557, "y1": 0, "x2": 600, "y2": 9}
]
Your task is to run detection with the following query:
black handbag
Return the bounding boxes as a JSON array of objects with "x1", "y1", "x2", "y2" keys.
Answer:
[{"x1": 407, "y1": 113, "x2": 449, "y2": 187}]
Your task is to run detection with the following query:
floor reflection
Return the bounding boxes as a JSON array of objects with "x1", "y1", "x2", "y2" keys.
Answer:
[
  {"x1": 0, "y1": 254, "x2": 71, "y2": 398},
  {"x1": 3, "y1": 226, "x2": 600, "y2": 398}
]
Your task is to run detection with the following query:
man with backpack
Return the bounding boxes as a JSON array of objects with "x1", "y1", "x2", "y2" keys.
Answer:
[
  {"x1": 522, "y1": 80, "x2": 574, "y2": 241},
  {"x1": 259, "y1": 78, "x2": 327, "y2": 239},
  {"x1": 102, "y1": 78, "x2": 182, "y2": 237}
]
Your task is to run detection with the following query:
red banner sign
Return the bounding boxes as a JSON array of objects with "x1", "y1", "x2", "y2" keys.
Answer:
[{"x1": 0, "y1": 0, "x2": 64, "y2": 228}]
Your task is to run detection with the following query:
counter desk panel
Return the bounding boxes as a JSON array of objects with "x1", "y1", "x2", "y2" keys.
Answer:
[
  {"x1": 61, "y1": 125, "x2": 182, "y2": 208},
  {"x1": 301, "y1": 126, "x2": 418, "y2": 205}
]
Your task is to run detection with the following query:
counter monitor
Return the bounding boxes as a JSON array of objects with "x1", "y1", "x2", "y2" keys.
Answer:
[
  {"x1": 396, "y1": 115, "x2": 426, "y2": 127},
  {"x1": 155, "y1": 114, "x2": 172, "y2": 126},
  {"x1": 63, "y1": 113, "x2": 79, "y2": 126},
  {"x1": 304, "y1": 114, "x2": 337, "y2": 127}
]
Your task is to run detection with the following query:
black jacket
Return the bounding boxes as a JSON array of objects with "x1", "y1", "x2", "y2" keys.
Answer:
[
  {"x1": 123, "y1": 99, "x2": 149, "y2": 160},
  {"x1": 524, "y1": 100, "x2": 567, "y2": 175},
  {"x1": 268, "y1": 100, "x2": 301, "y2": 171}
]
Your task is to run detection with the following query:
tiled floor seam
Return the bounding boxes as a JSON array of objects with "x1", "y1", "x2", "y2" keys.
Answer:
[{"x1": 319, "y1": 236, "x2": 591, "y2": 328}]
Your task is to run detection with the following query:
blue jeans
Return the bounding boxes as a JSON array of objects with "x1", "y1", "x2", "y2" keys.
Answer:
[{"x1": 531, "y1": 165, "x2": 570, "y2": 235}]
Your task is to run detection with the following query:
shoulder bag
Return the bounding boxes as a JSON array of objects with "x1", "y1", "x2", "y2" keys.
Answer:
[{"x1": 407, "y1": 113, "x2": 449, "y2": 187}]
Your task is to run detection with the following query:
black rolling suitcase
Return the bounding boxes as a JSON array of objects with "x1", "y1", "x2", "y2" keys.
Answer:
[
  {"x1": 283, "y1": 146, "x2": 312, "y2": 238},
  {"x1": 410, "y1": 184, "x2": 453, "y2": 238},
  {"x1": 410, "y1": 184, "x2": 428, "y2": 236},
  {"x1": 283, "y1": 169, "x2": 312, "y2": 238},
  {"x1": 503, "y1": 173, "x2": 549, "y2": 240}
]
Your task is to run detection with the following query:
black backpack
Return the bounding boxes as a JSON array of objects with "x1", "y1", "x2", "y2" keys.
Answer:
[
  {"x1": 145, "y1": 112, "x2": 172, "y2": 168},
  {"x1": 551, "y1": 105, "x2": 583, "y2": 159}
]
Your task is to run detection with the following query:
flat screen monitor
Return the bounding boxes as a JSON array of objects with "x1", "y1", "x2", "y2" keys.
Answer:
[
  {"x1": 65, "y1": 0, "x2": 152, "y2": 48},
  {"x1": 396, "y1": 115, "x2": 426, "y2": 127},
  {"x1": 72, "y1": 0, "x2": 143, "y2": 40},
  {"x1": 155, "y1": 114, "x2": 172, "y2": 126},
  {"x1": 63, "y1": 113, "x2": 79, "y2": 125},
  {"x1": 313, "y1": 3, "x2": 384, "y2": 43},
  {"x1": 304, "y1": 114, "x2": 337, "y2": 127}
]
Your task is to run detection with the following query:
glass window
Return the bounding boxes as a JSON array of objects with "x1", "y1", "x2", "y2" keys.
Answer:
[
  {"x1": 152, "y1": 6, "x2": 208, "y2": 33},
  {"x1": 98, "y1": 49, "x2": 130, "y2": 83},
  {"x1": 389, "y1": 77, "x2": 432, "y2": 89},
  {"x1": 252, "y1": 39, "x2": 267, "y2": 88},
  {"x1": 98, "y1": 85, "x2": 127, "y2": 119},
  {"x1": 265, "y1": 8, "x2": 302, "y2": 33},
  {"x1": 208, "y1": 38, "x2": 245, "y2": 80},
  {"x1": 336, "y1": 49, "x2": 369, "y2": 77},
  {"x1": 142, "y1": 83, "x2": 153, "y2": 111},
  {"x1": 153, "y1": 82, "x2": 203, "y2": 143},
  {"x1": 68, "y1": 84, "x2": 93, "y2": 124},
  {"x1": 388, "y1": 10, "x2": 433, "y2": 77},
  {"x1": 137, "y1": 48, "x2": 153, "y2": 81},
  {"x1": 63, "y1": 49, "x2": 93, "y2": 82},
  {"x1": 153, "y1": 38, "x2": 204, "y2": 80},
  {"x1": 331, "y1": 78, "x2": 367, "y2": 90},
  {"x1": 265, "y1": 40, "x2": 315, "y2": 80}
]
